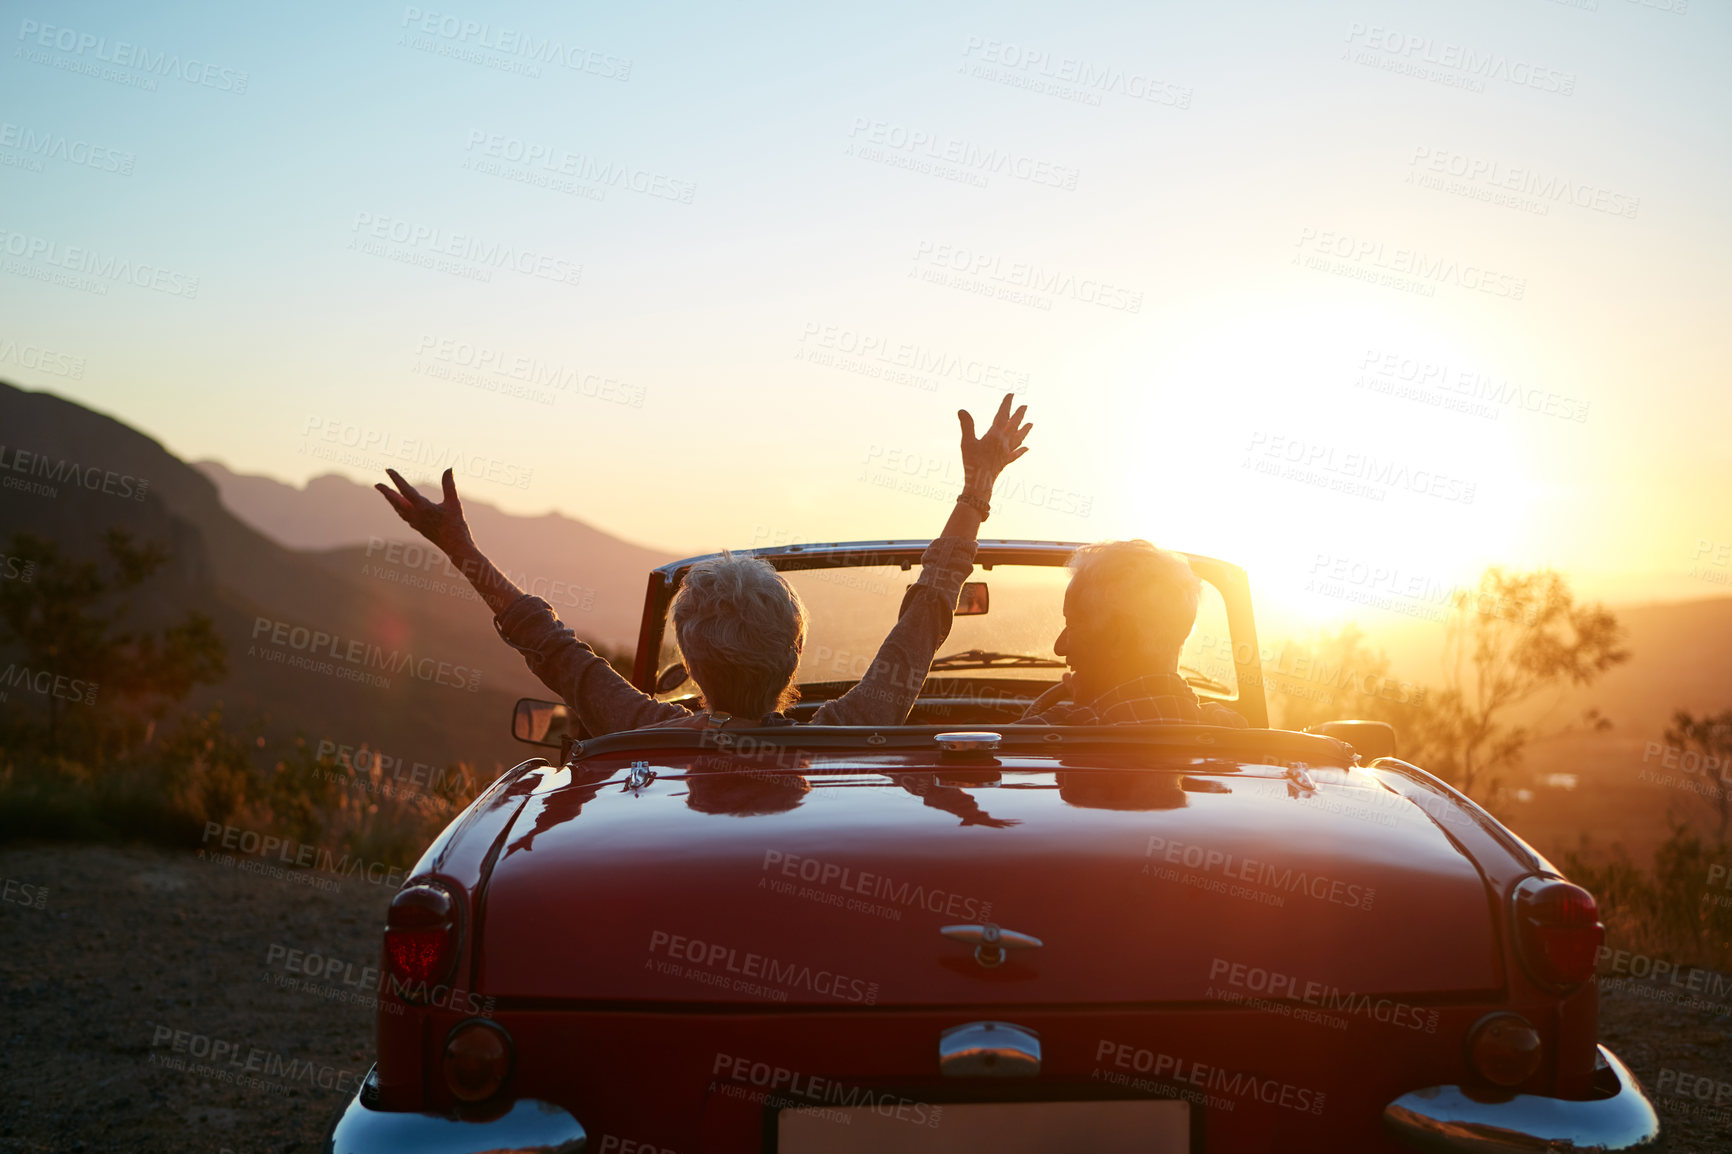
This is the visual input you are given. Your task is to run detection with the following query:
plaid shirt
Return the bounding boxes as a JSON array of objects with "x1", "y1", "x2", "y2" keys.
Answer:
[{"x1": 1019, "y1": 673, "x2": 1249, "y2": 728}]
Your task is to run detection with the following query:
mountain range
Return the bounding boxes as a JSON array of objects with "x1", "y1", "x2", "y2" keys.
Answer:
[
  {"x1": 193, "y1": 459, "x2": 674, "y2": 651},
  {"x1": 0, "y1": 380, "x2": 674, "y2": 773},
  {"x1": 2, "y1": 378, "x2": 1727, "y2": 794}
]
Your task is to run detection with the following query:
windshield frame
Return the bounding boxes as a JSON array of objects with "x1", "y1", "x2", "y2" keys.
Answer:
[{"x1": 629, "y1": 539, "x2": 1268, "y2": 727}]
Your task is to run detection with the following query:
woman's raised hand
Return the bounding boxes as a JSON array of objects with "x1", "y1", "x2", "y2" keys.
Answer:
[
  {"x1": 375, "y1": 467, "x2": 475, "y2": 558},
  {"x1": 958, "y1": 393, "x2": 1032, "y2": 497}
]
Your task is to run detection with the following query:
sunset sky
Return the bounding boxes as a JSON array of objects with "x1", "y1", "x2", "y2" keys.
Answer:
[{"x1": 4, "y1": 0, "x2": 1728, "y2": 641}]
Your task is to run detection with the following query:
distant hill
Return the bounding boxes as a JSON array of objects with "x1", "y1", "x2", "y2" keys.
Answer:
[
  {"x1": 1319, "y1": 587, "x2": 1732, "y2": 858},
  {"x1": 1352, "y1": 594, "x2": 1732, "y2": 740},
  {"x1": 1532, "y1": 596, "x2": 1732, "y2": 740},
  {"x1": 194, "y1": 461, "x2": 676, "y2": 650},
  {"x1": 0, "y1": 380, "x2": 650, "y2": 774}
]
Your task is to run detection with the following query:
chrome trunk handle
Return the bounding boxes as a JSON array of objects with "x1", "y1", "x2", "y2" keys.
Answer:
[{"x1": 941, "y1": 922, "x2": 1042, "y2": 969}]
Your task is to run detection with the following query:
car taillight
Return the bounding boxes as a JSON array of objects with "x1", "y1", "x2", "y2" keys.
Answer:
[
  {"x1": 1466, "y1": 1012, "x2": 1543, "y2": 1087},
  {"x1": 1512, "y1": 876, "x2": 1603, "y2": 990},
  {"x1": 386, "y1": 882, "x2": 458, "y2": 999},
  {"x1": 444, "y1": 1019, "x2": 513, "y2": 1103}
]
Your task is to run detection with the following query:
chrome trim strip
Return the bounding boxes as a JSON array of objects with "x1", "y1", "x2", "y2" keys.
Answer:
[
  {"x1": 428, "y1": 759, "x2": 552, "y2": 876},
  {"x1": 324, "y1": 1082, "x2": 587, "y2": 1154},
  {"x1": 574, "y1": 723, "x2": 1354, "y2": 763},
  {"x1": 1368, "y1": 758, "x2": 1550, "y2": 876},
  {"x1": 1383, "y1": 1045, "x2": 1662, "y2": 1152}
]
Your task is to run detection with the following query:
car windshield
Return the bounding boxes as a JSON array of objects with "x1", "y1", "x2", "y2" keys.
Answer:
[{"x1": 654, "y1": 557, "x2": 1238, "y2": 702}]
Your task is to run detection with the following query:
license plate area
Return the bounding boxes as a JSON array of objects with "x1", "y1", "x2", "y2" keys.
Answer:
[{"x1": 777, "y1": 1098, "x2": 1191, "y2": 1153}]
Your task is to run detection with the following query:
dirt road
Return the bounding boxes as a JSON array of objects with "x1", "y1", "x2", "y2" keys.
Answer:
[{"x1": 1, "y1": 842, "x2": 387, "y2": 1153}]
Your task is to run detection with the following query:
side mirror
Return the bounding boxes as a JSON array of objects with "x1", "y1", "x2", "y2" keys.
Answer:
[
  {"x1": 956, "y1": 581, "x2": 989, "y2": 616},
  {"x1": 1312, "y1": 720, "x2": 1397, "y2": 761},
  {"x1": 513, "y1": 698, "x2": 572, "y2": 748},
  {"x1": 907, "y1": 580, "x2": 990, "y2": 616},
  {"x1": 655, "y1": 662, "x2": 689, "y2": 694}
]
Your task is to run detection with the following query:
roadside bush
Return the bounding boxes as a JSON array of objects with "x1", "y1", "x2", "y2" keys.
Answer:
[
  {"x1": 0, "y1": 524, "x2": 491, "y2": 869},
  {"x1": 1563, "y1": 824, "x2": 1732, "y2": 973},
  {"x1": 0, "y1": 706, "x2": 485, "y2": 870}
]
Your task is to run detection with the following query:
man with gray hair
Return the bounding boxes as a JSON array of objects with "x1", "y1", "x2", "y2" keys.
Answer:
[
  {"x1": 376, "y1": 395, "x2": 1032, "y2": 734},
  {"x1": 1019, "y1": 540, "x2": 1247, "y2": 727}
]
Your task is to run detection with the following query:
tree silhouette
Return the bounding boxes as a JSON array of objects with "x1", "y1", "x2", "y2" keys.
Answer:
[
  {"x1": 0, "y1": 529, "x2": 226, "y2": 754},
  {"x1": 1663, "y1": 708, "x2": 1732, "y2": 842},
  {"x1": 1268, "y1": 624, "x2": 1428, "y2": 736},
  {"x1": 1416, "y1": 567, "x2": 1628, "y2": 802}
]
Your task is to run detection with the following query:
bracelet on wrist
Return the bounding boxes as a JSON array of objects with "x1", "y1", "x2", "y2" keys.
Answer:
[{"x1": 957, "y1": 491, "x2": 991, "y2": 520}]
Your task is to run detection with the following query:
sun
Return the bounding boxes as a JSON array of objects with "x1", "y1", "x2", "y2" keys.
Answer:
[{"x1": 1103, "y1": 297, "x2": 1537, "y2": 638}]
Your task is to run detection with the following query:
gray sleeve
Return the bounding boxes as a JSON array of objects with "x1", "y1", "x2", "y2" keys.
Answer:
[
  {"x1": 813, "y1": 536, "x2": 978, "y2": 726},
  {"x1": 494, "y1": 595, "x2": 691, "y2": 736}
]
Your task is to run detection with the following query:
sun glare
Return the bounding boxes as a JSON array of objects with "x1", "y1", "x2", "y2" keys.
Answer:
[{"x1": 1113, "y1": 298, "x2": 1536, "y2": 637}]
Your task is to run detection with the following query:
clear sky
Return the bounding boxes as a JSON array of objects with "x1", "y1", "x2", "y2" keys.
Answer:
[{"x1": 4, "y1": 0, "x2": 1728, "y2": 640}]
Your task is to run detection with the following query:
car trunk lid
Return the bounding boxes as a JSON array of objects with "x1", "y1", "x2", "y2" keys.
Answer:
[{"x1": 479, "y1": 758, "x2": 1501, "y2": 1005}]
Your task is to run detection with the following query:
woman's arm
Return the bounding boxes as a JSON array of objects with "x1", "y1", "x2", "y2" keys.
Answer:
[
  {"x1": 941, "y1": 392, "x2": 1029, "y2": 540},
  {"x1": 817, "y1": 394, "x2": 1032, "y2": 726},
  {"x1": 375, "y1": 468, "x2": 687, "y2": 735}
]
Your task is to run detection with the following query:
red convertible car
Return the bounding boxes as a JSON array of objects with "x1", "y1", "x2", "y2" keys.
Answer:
[{"x1": 324, "y1": 540, "x2": 1663, "y2": 1153}]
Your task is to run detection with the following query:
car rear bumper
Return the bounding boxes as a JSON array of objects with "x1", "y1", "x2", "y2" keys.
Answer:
[
  {"x1": 324, "y1": 1067, "x2": 587, "y2": 1154},
  {"x1": 1383, "y1": 1045, "x2": 1662, "y2": 1152}
]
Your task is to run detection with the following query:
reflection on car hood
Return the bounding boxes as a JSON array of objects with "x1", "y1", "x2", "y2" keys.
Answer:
[{"x1": 480, "y1": 757, "x2": 1500, "y2": 1006}]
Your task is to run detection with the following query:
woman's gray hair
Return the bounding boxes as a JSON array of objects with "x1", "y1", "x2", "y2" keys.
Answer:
[
  {"x1": 1068, "y1": 540, "x2": 1201, "y2": 658},
  {"x1": 672, "y1": 552, "x2": 807, "y2": 720}
]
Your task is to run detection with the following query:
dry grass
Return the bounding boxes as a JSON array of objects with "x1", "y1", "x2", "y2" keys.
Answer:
[
  {"x1": 0, "y1": 707, "x2": 483, "y2": 868},
  {"x1": 1562, "y1": 825, "x2": 1732, "y2": 973}
]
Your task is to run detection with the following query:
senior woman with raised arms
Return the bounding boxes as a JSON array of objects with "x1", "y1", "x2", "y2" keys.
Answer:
[{"x1": 375, "y1": 394, "x2": 1032, "y2": 734}]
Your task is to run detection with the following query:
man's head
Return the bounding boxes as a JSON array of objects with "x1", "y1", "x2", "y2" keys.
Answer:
[
  {"x1": 1054, "y1": 540, "x2": 1201, "y2": 701},
  {"x1": 672, "y1": 553, "x2": 807, "y2": 720}
]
